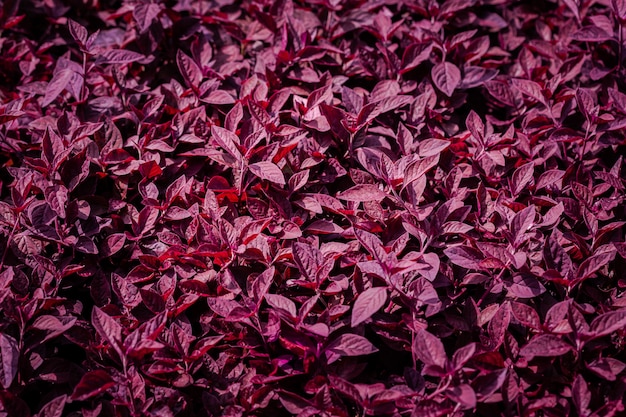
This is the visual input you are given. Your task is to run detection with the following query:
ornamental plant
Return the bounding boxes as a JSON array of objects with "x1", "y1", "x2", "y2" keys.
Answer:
[{"x1": 0, "y1": 0, "x2": 625, "y2": 416}]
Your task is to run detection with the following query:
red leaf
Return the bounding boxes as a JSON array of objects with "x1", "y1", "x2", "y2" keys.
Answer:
[
  {"x1": 70, "y1": 370, "x2": 115, "y2": 401},
  {"x1": 351, "y1": 287, "x2": 388, "y2": 327}
]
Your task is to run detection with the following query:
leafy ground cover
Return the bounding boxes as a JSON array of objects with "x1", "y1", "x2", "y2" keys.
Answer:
[{"x1": 1, "y1": 0, "x2": 626, "y2": 416}]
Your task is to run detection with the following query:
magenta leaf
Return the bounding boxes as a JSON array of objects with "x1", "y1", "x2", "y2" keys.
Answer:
[
  {"x1": 445, "y1": 384, "x2": 476, "y2": 410},
  {"x1": 2, "y1": 2, "x2": 626, "y2": 415}
]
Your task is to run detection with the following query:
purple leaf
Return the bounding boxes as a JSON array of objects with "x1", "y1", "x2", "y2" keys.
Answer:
[
  {"x1": 177, "y1": 50, "x2": 203, "y2": 88},
  {"x1": 357, "y1": 96, "x2": 413, "y2": 126},
  {"x1": 337, "y1": 184, "x2": 387, "y2": 202},
  {"x1": 265, "y1": 293, "x2": 297, "y2": 317},
  {"x1": 0, "y1": 334, "x2": 18, "y2": 389},
  {"x1": 572, "y1": 375, "x2": 590, "y2": 415},
  {"x1": 444, "y1": 245, "x2": 484, "y2": 270},
  {"x1": 326, "y1": 333, "x2": 378, "y2": 358},
  {"x1": 536, "y1": 170, "x2": 565, "y2": 190},
  {"x1": 70, "y1": 370, "x2": 115, "y2": 401},
  {"x1": 249, "y1": 161, "x2": 285, "y2": 185},
  {"x1": 511, "y1": 78, "x2": 545, "y2": 104},
  {"x1": 211, "y1": 125, "x2": 242, "y2": 160},
  {"x1": 351, "y1": 287, "x2": 388, "y2": 327},
  {"x1": 466, "y1": 110, "x2": 485, "y2": 143},
  {"x1": 510, "y1": 162, "x2": 534, "y2": 196},
  {"x1": 445, "y1": 384, "x2": 476, "y2": 410},
  {"x1": 292, "y1": 242, "x2": 323, "y2": 282},
  {"x1": 91, "y1": 307, "x2": 123, "y2": 358},
  {"x1": 418, "y1": 139, "x2": 450, "y2": 157},
  {"x1": 431, "y1": 62, "x2": 461, "y2": 97},
  {"x1": 488, "y1": 303, "x2": 511, "y2": 349},
  {"x1": 520, "y1": 335, "x2": 573, "y2": 359},
  {"x1": 133, "y1": 3, "x2": 161, "y2": 33},
  {"x1": 68, "y1": 20, "x2": 88, "y2": 45},
  {"x1": 451, "y1": 343, "x2": 476, "y2": 371},
  {"x1": 98, "y1": 49, "x2": 144, "y2": 64},
  {"x1": 588, "y1": 309, "x2": 626, "y2": 339},
  {"x1": 577, "y1": 250, "x2": 616, "y2": 281},
  {"x1": 572, "y1": 26, "x2": 612, "y2": 42},
  {"x1": 412, "y1": 329, "x2": 447, "y2": 368},
  {"x1": 35, "y1": 395, "x2": 67, "y2": 417},
  {"x1": 43, "y1": 69, "x2": 74, "y2": 107}
]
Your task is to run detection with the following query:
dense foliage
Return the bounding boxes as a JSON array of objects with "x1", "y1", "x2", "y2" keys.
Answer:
[{"x1": 1, "y1": 0, "x2": 626, "y2": 416}]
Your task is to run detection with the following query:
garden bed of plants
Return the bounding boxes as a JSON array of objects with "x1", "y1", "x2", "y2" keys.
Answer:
[{"x1": 0, "y1": 0, "x2": 626, "y2": 416}]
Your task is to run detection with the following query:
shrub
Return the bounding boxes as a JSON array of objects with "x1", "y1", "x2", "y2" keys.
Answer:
[{"x1": 0, "y1": 0, "x2": 625, "y2": 416}]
